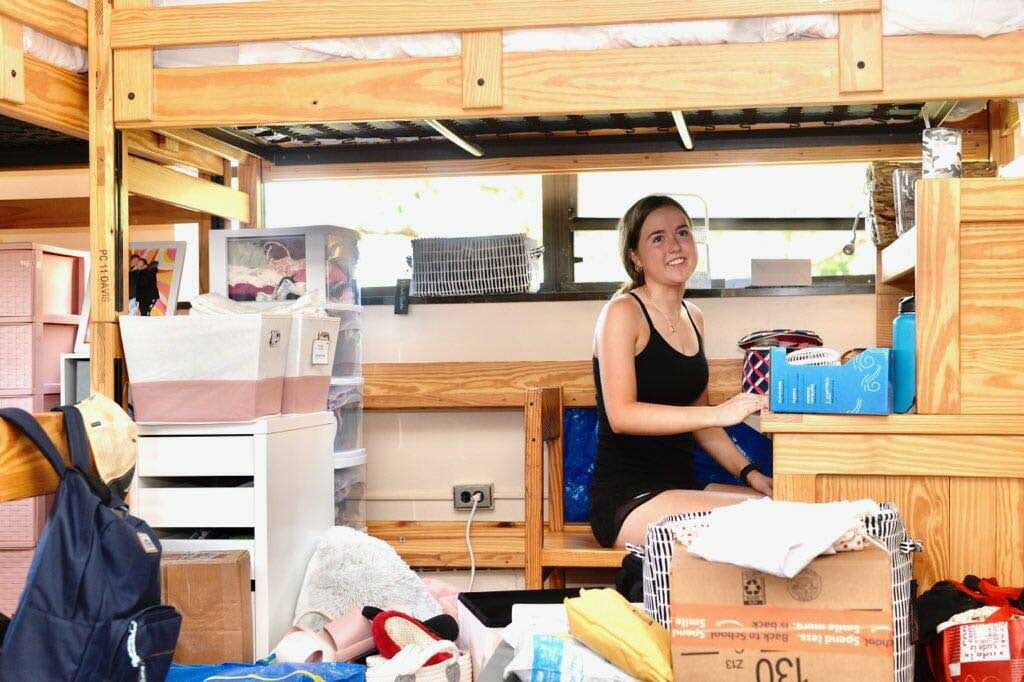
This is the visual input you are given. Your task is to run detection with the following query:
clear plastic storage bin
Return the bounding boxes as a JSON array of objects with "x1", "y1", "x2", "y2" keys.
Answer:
[
  {"x1": 333, "y1": 451, "x2": 366, "y2": 530},
  {"x1": 327, "y1": 306, "x2": 362, "y2": 377},
  {"x1": 328, "y1": 377, "x2": 363, "y2": 451}
]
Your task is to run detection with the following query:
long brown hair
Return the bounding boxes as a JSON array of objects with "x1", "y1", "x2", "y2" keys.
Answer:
[{"x1": 617, "y1": 194, "x2": 691, "y2": 293}]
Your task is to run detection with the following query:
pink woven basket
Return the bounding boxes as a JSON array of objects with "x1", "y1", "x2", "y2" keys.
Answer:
[
  {"x1": 0, "y1": 251, "x2": 33, "y2": 318},
  {"x1": 0, "y1": 394, "x2": 60, "y2": 412},
  {"x1": 0, "y1": 549, "x2": 35, "y2": 615},
  {"x1": 0, "y1": 495, "x2": 53, "y2": 549}
]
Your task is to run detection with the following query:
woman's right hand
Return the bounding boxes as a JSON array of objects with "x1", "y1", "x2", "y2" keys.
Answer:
[{"x1": 713, "y1": 392, "x2": 767, "y2": 427}]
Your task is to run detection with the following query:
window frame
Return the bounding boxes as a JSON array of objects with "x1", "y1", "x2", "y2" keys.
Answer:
[{"x1": 356, "y1": 172, "x2": 875, "y2": 306}]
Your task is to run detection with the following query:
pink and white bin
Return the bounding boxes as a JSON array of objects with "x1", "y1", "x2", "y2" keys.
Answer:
[{"x1": 120, "y1": 314, "x2": 292, "y2": 422}]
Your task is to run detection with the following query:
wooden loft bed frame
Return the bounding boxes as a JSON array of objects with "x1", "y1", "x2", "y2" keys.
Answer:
[
  {"x1": 102, "y1": 0, "x2": 1024, "y2": 129},
  {"x1": 0, "y1": 0, "x2": 89, "y2": 138},
  {"x1": 0, "y1": 1, "x2": 253, "y2": 256}
]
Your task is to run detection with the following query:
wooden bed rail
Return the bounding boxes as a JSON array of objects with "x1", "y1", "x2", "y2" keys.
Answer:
[
  {"x1": 0, "y1": 358, "x2": 742, "y2": 512},
  {"x1": 0, "y1": 0, "x2": 87, "y2": 48},
  {"x1": 0, "y1": 413, "x2": 71, "y2": 504},
  {"x1": 363, "y1": 358, "x2": 744, "y2": 410},
  {"x1": 110, "y1": 0, "x2": 880, "y2": 50}
]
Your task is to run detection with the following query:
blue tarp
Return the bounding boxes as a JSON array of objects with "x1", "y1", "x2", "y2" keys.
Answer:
[
  {"x1": 168, "y1": 661, "x2": 366, "y2": 681},
  {"x1": 562, "y1": 408, "x2": 773, "y2": 522}
]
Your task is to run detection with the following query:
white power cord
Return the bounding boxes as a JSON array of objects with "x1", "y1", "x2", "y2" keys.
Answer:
[{"x1": 465, "y1": 491, "x2": 483, "y2": 592}]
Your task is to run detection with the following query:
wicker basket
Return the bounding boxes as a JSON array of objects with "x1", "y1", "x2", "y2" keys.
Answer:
[
  {"x1": 0, "y1": 495, "x2": 52, "y2": 549},
  {"x1": 868, "y1": 161, "x2": 996, "y2": 248},
  {"x1": 641, "y1": 504, "x2": 919, "y2": 682},
  {"x1": 410, "y1": 234, "x2": 542, "y2": 297}
]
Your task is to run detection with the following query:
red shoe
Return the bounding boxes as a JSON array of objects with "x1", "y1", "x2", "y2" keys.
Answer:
[{"x1": 371, "y1": 610, "x2": 452, "y2": 666}]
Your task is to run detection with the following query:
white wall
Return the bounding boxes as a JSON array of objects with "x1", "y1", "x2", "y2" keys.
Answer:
[{"x1": 361, "y1": 294, "x2": 876, "y2": 522}]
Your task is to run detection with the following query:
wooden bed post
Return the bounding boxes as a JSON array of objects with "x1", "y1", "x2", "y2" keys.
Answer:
[
  {"x1": 461, "y1": 31, "x2": 502, "y2": 109},
  {"x1": 543, "y1": 387, "x2": 566, "y2": 589},
  {"x1": 838, "y1": 11, "x2": 883, "y2": 93},
  {"x1": 524, "y1": 389, "x2": 546, "y2": 589},
  {"x1": 238, "y1": 156, "x2": 265, "y2": 229},
  {"x1": 90, "y1": 0, "x2": 127, "y2": 399},
  {"x1": 524, "y1": 387, "x2": 565, "y2": 589},
  {"x1": 113, "y1": 0, "x2": 153, "y2": 122},
  {"x1": 0, "y1": 16, "x2": 26, "y2": 104}
]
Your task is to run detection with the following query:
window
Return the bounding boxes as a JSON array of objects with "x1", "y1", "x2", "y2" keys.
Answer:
[
  {"x1": 261, "y1": 164, "x2": 873, "y2": 303},
  {"x1": 574, "y1": 226, "x2": 874, "y2": 283},
  {"x1": 264, "y1": 175, "x2": 543, "y2": 287},
  {"x1": 573, "y1": 164, "x2": 874, "y2": 284}
]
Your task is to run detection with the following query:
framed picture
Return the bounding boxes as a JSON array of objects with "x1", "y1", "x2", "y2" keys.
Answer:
[
  {"x1": 210, "y1": 225, "x2": 360, "y2": 306},
  {"x1": 75, "y1": 241, "x2": 188, "y2": 353}
]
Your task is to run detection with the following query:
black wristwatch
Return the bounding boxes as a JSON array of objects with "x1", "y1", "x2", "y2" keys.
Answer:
[{"x1": 739, "y1": 463, "x2": 761, "y2": 487}]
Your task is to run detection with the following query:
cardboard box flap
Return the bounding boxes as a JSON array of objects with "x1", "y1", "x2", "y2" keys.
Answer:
[{"x1": 672, "y1": 545, "x2": 892, "y2": 610}]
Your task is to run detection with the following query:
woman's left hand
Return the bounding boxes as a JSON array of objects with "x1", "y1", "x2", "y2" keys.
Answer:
[{"x1": 748, "y1": 471, "x2": 774, "y2": 497}]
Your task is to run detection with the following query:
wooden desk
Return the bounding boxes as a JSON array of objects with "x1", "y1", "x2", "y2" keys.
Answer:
[{"x1": 764, "y1": 412, "x2": 1024, "y2": 590}]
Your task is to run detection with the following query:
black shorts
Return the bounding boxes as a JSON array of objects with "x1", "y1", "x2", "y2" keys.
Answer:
[{"x1": 589, "y1": 483, "x2": 706, "y2": 548}]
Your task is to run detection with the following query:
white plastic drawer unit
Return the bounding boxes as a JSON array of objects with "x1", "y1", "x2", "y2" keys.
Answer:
[
  {"x1": 136, "y1": 436, "x2": 255, "y2": 477},
  {"x1": 134, "y1": 483, "x2": 255, "y2": 528}
]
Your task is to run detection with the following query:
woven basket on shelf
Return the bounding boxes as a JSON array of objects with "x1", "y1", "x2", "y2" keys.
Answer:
[{"x1": 867, "y1": 160, "x2": 996, "y2": 248}]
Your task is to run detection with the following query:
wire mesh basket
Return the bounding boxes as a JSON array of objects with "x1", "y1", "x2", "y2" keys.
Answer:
[
  {"x1": 786, "y1": 347, "x2": 842, "y2": 366},
  {"x1": 410, "y1": 234, "x2": 543, "y2": 297},
  {"x1": 641, "y1": 503, "x2": 918, "y2": 682}
]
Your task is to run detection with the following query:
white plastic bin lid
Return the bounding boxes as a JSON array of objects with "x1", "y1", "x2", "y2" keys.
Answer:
[
  {"x1": 326, "y1": 304, "x2": 362, "y2": 314},
  {"x1": 330, "y1": 375, "x2": 364, "y2": 387},
  {"x1": 333, "y1": 448, "x2": 366, "y2": 469}
]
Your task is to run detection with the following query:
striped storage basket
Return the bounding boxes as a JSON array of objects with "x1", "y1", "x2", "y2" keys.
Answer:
[{"x1": 639, "y1": 503, "x2": 918, "y2": 682}]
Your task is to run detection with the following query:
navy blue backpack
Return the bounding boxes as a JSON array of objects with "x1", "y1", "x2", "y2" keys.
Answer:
[{"x1": 0, "y1": 406, "x2": 181, "y2": 681}]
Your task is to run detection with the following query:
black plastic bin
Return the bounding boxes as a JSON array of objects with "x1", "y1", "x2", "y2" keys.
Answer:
[{"x1": 457, "y1": 588, "x2": 580, "y2": 628}]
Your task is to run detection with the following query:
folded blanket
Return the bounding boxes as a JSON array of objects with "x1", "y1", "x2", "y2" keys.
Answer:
[{"x1": 685, "y1": 497, "x2": 881, "y2": 578}]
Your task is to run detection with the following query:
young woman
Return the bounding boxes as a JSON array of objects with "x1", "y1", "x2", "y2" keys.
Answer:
[{"x1": 590, "y1": 194, "x2": 772, "y2": 548}]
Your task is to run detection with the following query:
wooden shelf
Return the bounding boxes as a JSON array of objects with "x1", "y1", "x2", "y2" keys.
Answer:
[
  {"x1": 880, "y1": 226, "x2": 916, "y2": 285},
  {"x1": 367, "y1": 521, "x2": 624, "y2": 570},
  {"x1": 368, "y1": 520, "x2": 526, "y2": 568},
  {"x1": 761, "y1": 411, "x2": 1024, "y2": 435}
]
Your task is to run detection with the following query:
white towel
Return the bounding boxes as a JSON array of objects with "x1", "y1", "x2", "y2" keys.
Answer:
[
  {"x1": 190, "y1": 290, "x2": 328, "y2": 316},
  {"x1": 686, "y1": 497, "x2": 881, "y2": 578}
]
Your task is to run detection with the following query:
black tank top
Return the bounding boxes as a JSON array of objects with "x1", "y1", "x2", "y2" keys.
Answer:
[{"x1": 591, "y1": 292, "x2": 710, "y2": 496}]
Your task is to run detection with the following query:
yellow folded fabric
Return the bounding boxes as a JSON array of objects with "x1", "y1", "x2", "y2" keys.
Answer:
[{"x1": 565, "y1": 588, "x2": 672, "y2": 682}]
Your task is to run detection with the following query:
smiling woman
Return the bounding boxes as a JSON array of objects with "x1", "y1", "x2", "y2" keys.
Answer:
[{"x1": 589, "y1": 194, "x2": 771, "y2": 549}]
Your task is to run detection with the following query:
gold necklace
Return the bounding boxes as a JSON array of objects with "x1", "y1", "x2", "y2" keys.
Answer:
[{"x1": 641, "y1": 288, "x2": 681, "y2": 334}]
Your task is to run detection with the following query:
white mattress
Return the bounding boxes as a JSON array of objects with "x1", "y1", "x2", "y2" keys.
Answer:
[
  {"x1": 23, "y1": 0, "x2": 88, "y2": 73},
  {"x1": 22, "y1": 0, "x2": 1024, "y2": 75}
]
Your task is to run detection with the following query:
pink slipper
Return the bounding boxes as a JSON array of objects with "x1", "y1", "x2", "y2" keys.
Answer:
[
  {"x1": 273, "y1": 625, "x2": 335, "y2": 663},
  {"x1": 322, "y1": 606, "x2": 375, "y2": 662}
]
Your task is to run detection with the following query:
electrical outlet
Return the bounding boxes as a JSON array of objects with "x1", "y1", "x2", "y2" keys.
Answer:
[{"x1": 453, "y1": 484, "x2": 493, "y2": 510}]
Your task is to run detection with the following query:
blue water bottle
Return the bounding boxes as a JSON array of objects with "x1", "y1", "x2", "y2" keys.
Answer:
[{"x1": 892, "y1": 295, "x2": 916, "y2": 413}]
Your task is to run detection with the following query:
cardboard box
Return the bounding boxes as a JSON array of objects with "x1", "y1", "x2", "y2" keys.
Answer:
[
  {"x1": 770, "y1": 347, "x2": 893, "y2": 414},
  {"x1": 670, "y1": 545, "x2": 894, "y2": 681},
  {"x1": 750, "y1": 259, "x2": 812, "y2": 287},
  {"x1": 161, "y1": 551, "x2": 253, "y2": 664}
]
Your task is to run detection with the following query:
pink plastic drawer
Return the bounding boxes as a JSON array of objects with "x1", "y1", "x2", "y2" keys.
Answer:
[
  {"x1": 0, "y1": 548, "x2": 35, "y2": 615},
  {"x1": 0, "y1": 322, "x2": 76, "y2": 393},
  {"x1": 0, "y1": 243, "x2": 86, "y2": 320},
  {"x1": 0, "y1": 393, "x2": 60, "y2": 413},
  {"x1": 0, "y1": 495, "x2": 53, "y2": 549}
]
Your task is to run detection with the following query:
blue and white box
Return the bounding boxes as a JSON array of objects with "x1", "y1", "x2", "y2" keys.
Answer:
[{"x1": 770, "y1": 347, "x2": 893, "y2": 415}]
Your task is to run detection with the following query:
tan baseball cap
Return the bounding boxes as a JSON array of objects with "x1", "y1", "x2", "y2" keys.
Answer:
[{"x1": 76, "y1": 393, "x2": 138, "y2": 484}]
